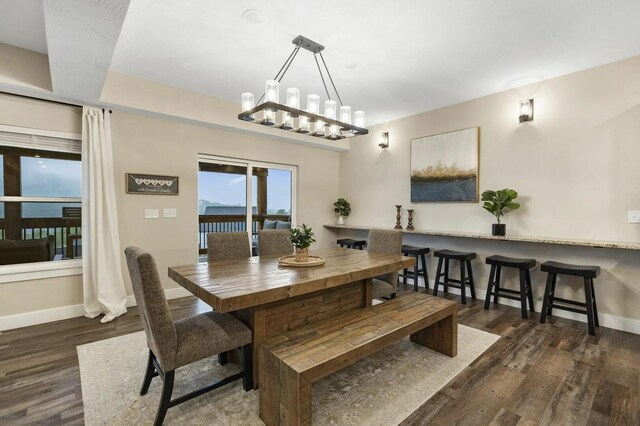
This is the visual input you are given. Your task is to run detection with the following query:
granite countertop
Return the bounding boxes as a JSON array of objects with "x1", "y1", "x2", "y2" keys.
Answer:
[{"x1": 324, "y1": 224, "x2": 640, "y2": 251}]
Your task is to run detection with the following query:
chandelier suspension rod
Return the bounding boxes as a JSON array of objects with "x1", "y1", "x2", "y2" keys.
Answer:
[
  {"x1": 314, "y1": 54, "x2": 332, "y2": 101},
  {"x1": 257, "y1": 46, "x2": 300, "y2": 104},
  {"x1": 318, "y1": 52, "x2": 344, "y2": 107}
]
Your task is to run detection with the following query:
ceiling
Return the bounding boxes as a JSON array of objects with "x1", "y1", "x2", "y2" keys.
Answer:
[{"x1": 2, "y1": 0, "x2": 640, "y2": 126}]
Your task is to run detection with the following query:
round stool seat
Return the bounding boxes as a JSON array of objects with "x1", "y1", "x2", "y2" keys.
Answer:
[
  {"x1": 401, "y1": 245, "x2": 430, "y2": 255},
  {"x1": 541, "y1": 261, "x2": 600, "y2": 278},
  {"x1": 486, "y1": 255, "x2": 536, "y2": 269},
  {"x1": 434, "y1": 249, "x2": 476, "y2": 261}
]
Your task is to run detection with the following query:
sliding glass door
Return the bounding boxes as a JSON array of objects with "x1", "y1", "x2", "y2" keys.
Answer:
[{"x1": 198, "y1": 156, "x2": 296, "y2": 257}]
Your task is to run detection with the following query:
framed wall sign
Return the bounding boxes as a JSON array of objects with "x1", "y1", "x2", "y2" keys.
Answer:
[
  {"x1": 126, "y1": 173, "x2": 179, "y2": 195},
  {"x1": 410, "y1": 127, "x2": 479, "y2": 202}
]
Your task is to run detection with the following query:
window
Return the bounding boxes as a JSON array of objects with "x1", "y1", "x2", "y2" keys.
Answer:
[
  {"x1": 0, "y1": 144, "x2": 82, "y2": 267},
  {"x1": 198, "y1": 156, "x2": 296, "y2": 257}
]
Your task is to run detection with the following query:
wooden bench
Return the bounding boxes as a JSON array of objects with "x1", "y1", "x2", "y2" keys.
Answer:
[{"x1": 258, "y1": 293, "x2": 458, "y2": 426}]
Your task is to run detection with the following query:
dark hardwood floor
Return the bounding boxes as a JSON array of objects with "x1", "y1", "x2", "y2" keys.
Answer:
[{"x1": 0, "y1": 285, "x2": 638, "y2": 425}]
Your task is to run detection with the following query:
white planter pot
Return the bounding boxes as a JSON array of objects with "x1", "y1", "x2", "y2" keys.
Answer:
[{"x1": 338, "y1": 215, "x2": 345, "y2": 225}]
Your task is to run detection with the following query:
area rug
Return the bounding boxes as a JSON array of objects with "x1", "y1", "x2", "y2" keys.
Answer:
[{"x1": 78, "y1": 325, "x2": 499, "y2": 425}]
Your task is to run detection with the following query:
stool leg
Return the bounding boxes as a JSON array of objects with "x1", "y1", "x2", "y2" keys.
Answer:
[
  {"x1": 466, "y1": 260, "x2": 476, "y2": 299},
  {"x1": 518, "y1": 269, "x2": 528, "y2": 320},
  {"x1": 460, "y1": 260, "x2": 467, "y2": 305},
  {"x1": 493, "y1": 266, "x2": 502, "y2": 304},
  {"x1": 433, "y1": 257, "x2": 443, "y2": 297},
  {"x1": 443, "y1": 259, "x2": 450, "y2": 293},
  {"x1": 584, "y1": 277, "x2": 596, "y2": 336},
  {"x1": 547, "y1": 274, "x2": 557, "y2": 316},
  {"x1": 484, "y1": 264, "x2": 496, "y2": 310},
  {"x1": 402, "y1": 266, "x2": 408, "y2": 286},
  {"x1": 420, "y1": 253, "x2": 429, "y2": 291},
  {"x1": 525, "y1": 270, "x2": 535, "y2": 313},
  {"x1": 540, "y1": 273, "x2": 553, "y2": 324},
  {"x1": 413, "y1": 258, "x2": 419, "y2": 292},
  {"x1": 590, "y1": 278, "x2": 599, "y2": 327}
]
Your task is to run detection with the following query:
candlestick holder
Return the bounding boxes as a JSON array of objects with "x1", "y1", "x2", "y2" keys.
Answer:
[
  {"x1": 406, "y1": 209, "x2": 415, "y2": 231},
  {"x1": 394, "y1": 205, "x2": 403, "y2": 230}
]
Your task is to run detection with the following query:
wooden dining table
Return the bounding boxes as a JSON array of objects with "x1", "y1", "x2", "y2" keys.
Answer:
[{"x1": 168, "y1": 247, "x2": 416, "y2": 388}]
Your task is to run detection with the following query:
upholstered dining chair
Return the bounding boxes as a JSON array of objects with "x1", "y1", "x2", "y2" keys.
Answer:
[
  {"x1": 367, "y1": 229, "x2": 403, "y2": 299},
  {"x1": 258, "y1": 229, "x2": 293, "y2": 257},
  {"x1": 125, "y1": 246, "x2": 253, "y2": 426},
  {"x1": 207, "y1": 231, "x2": 251, "y2": 262}
]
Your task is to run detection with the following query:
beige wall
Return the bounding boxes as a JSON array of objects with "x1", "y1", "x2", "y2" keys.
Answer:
[
  {"x1": 339, "y1": 55, "x2": 640, "y2": 328},
  {"x1": 110, "y1": 110, "x2": 340, "y2": 294}
]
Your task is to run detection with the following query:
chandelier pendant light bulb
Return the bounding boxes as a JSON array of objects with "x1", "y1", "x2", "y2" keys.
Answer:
[
  {"x1": 340, "y1": 106, "x2": 352, "y2": 125},
  {"x1": 299, "y1": 114, "x2": 309, "y2": 133},
  {"x1": 241, "y1": 92, "x2": 255, "y2": 121},
  {"x1": 286, "y1": 88, "x2": 300, "y2": 109},
  {"x1": 314, "y1": 119, "x2": 325, "y2": 135},
  {"x1": 324, "y1": 100, "x2": 337, "y2": 120},
  {"x1": 282, "y1": 112, "x2": 294, "y2": 130},
  {"x1": 329, "y1": 124, "x2": 340, "y2": 139},
  {"x1": 265, "y1": 80, "x2": 280, "y2": 106},
  {"x1": 307, "y1": 94, "x2": 320, "y2": 115},
  {"x1": 354, "y1": 111, "x2": 366, "y2": 128},
  {"x1": 263, "y1": 109, "x2": 275, "y2": 125}
]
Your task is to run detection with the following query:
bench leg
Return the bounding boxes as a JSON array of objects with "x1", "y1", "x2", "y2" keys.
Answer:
[
  {"x1": 281, "y1": 367, "x2": 312, "y2": 426},
  {"x1": 410, "y1": 311, "x2": 458, "y2": 357}
]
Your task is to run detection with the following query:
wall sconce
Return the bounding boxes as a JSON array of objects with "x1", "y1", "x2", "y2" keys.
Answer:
[
  {"x1": 379, "y1": 131, "x2": 389, "y2": 148},
  {"x1": 519, "y1": 99, "x2": 534, "y2": 123}
]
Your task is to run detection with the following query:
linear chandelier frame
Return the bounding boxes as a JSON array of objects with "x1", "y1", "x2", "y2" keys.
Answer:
[{"x1": 238, "y1": 35, "x2": 368, "y2": 139}]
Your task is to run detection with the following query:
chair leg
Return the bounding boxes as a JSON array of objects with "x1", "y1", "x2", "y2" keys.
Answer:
[
  {"x1": 525, "y1": 270, "x2": 535, "y2": 313},
  {"x1": 433, "y1": 257, "x2": 443, "y2": 297},
  {"x1": 402, "y1": 267, "x2": 408, "y2": 286},
  {"x1": 484, "y1": 264, "x2": 496, "y2": 310},
  {"x1": 241, "y1": 344, "x2": 254, "y2": 391},
  {"x1": 155, "y1": 370, "x2": 174, "y2": 426},
  {"x1": 140, "y1": 350, "x2": 156, "y2": 396},
  {"x1": 460, "y1": 260, "x2": 467, "y2": 305},
  {"x1": 548, "y1": 274, "x2": 557, "y2": 316},
  {"x1": 413, "y1": 259, "x2": 419, "y2": 292},
  {"x1": 493, "y1": 266, "x2": 502, "y2": 304},
  {"x1": 584, "y1": 278, "x2": 596, "y2": 336},
  {"x1": 218, "y1": 351, "x2": 228, "y2": 366},
  {"x1": 420, "y1": 253, "x2": 430, "y2": 291},
  {"x1": 540, "y1": 273, "x2": 553, "y2": 324},
  {"x1": 518, "y1": 269, "x2": 528, "y2": 319},
  {"x1": 590, "y1": 278, "x2": 599, "y2": 327},
  {"x1": 466, "y1": 260, "x2": 476, "y2": 299},
  {"x1": 443, "y1": 259, "x2": 450, "y2": 293}
]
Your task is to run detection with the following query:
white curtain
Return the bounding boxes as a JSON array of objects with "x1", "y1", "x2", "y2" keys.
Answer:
[{"x1": 82, "y1": 107, "x2": 128, "y2": 323}]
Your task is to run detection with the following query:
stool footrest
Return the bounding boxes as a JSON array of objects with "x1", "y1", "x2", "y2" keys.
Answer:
[
  {"x1": 552, "y1": 297, "x2": 587, "y2": 307},
  {"x1": 489, "y1": 292, "x2": 523, "y2": 302},
  {"x1": 399, "y1": 269, "x2": 426, "y2": 278},
  {"x1": 494, "y1": 288, "x2": 521, "y2": 295},
  {"x1": 549, "y1": 303, "x2": 588, "y2": 316}
]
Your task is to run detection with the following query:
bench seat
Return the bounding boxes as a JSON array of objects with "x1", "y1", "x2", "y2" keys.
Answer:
[{"x1": 258, "y1": 293, "x2": 458, "y2": 426}]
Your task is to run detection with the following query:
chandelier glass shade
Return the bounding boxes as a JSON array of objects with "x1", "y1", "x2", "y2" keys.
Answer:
[{"x1": 238, "y1": 35, "x2": 368, "y2": 140}]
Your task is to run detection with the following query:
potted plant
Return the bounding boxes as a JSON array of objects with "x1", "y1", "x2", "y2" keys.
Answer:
[
  {"x1": 481, "y1": 189, "x2": 520, "y2": 236},
  {"x1": 289, "y1": 224, "x2": 316, "y2": 262},
  {"x1": 333, "y1": 198, "x2": 351, "y2": 225}
]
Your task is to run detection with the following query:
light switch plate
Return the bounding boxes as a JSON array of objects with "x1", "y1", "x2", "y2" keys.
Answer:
[
  {"x1": 163, "y1": 208, "x2": 177, "y2": 218},
  {"x1": 145, "y1": 209, "x2": 159, "y2": 219},
  {"x1": 628, "y1": 211, "x2": 640, "y2": 224}
]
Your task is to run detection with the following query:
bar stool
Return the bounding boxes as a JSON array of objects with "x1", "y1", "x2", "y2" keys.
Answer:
[
  {"x1": 399, "y1": 245, "x2": 430, "y2": 292},
  {"x1": 336, "y1": 238, "x2": 367, "y2": 250},
  {"x1": 540, "y1": 261, "x2": 600, "y2": 335},
  {"x1": 433, "y1": 250, "x2": 477, "y2": 304},
  {"x1": 484, "y1": 255, "x2": 536, "y2": 319}
]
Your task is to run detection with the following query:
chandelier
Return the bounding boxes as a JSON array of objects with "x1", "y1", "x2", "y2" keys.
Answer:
[{"x1": 238, "y1": 35, "x2": 368, "y2": 140}]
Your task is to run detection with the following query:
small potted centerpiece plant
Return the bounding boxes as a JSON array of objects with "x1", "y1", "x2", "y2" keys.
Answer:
[
  {"x1": 333, "y1": 198, "x2": 351, "y2": 225},
  {"x1": 289, "y1": 224, "x2": 316, "y2": 262},
  {"x1": 481, "y1": 188, "x2": 520, "y2": 236}
]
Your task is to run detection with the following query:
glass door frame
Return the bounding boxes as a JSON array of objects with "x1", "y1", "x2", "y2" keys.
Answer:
[{"x1": 198, "y1": 154, "x2": 298, "y2": 243}]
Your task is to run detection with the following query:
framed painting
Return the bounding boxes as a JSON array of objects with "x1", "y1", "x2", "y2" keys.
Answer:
[
  {"x1": 126, "y1": 173, "x2": 179, "y2": 195},
  {"x1": 410, "y1": 127, "x2": 479, "y2": 202}
]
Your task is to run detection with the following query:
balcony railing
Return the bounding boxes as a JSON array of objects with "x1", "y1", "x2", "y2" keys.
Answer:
[
  {"x1": 198, "y1": 214, "x2": 290, "y2": 254},
  {"x1": 0, "y1": 217, "x2": 82, "y2": 259}
]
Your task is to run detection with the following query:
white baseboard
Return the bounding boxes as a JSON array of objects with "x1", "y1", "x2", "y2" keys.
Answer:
[
  {"x1": 409, "y1": 278, "x2": 640, "y2": 335},
  {"x1": 0, "y1": 286, "x2": 194, "y2": 332}
]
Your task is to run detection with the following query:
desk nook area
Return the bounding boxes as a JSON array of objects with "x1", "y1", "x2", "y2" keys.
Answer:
[{"x1": 1, "y1": 3, "x2": 640, "y2": 426}]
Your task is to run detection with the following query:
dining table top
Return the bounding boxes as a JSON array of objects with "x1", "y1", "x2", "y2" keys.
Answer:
[{"x1": 168, "y1": 247, "x2": 415, "y2": 313}]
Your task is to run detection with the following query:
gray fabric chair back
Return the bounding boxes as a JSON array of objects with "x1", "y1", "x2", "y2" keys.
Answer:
[
  {"x1": 125, "y1": 246, "x2": 177, "y2": 371},
  {"x1": 258, "y1": 229, "x2": 293, "y2": 257},
  {"x1": 207, "y1": 232, "x2": 251, "y2": 262},
  {"x1": 367, "y1": 229, "x2": 403, "y2": 285}
]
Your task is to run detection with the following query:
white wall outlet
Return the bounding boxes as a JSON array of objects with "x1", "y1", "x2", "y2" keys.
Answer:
[
  {"x1": 145, "y1": 209, "x2": 160, "y2": 219},
  {"x1": 163, "y1": 208, "x2": 177, "y2": 218},
  {"x1": 628, "y1": 211, "x2": 640, "y2": 224}
]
